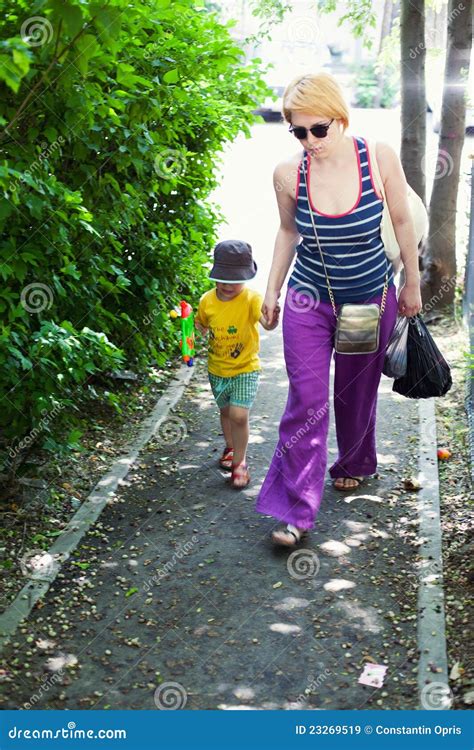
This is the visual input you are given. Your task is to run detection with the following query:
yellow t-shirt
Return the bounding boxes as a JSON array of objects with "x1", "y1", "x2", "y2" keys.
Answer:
[{"x1": 196, "y1": 288, "x2": 263, "y2": 377}]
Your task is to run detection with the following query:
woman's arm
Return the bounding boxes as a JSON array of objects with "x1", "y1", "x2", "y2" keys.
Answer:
[
  {"x1": 376, "y1": 142, "x2": 422, "y2": 317},
  {"x1": 262, "y1": 161, "x2": 301, "y2": 325}
]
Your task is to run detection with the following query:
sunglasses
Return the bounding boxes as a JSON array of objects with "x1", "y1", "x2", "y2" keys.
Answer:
[{"x1": 288, "y1": 119, "x2": 334, "y2": 140}]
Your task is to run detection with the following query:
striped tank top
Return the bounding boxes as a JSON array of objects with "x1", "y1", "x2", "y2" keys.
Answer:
[{"x1": 288, "y1": 136, "x2": 394, "y2": 304}]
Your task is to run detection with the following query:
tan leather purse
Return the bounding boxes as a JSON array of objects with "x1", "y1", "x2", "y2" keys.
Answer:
[
  {"x1": 301, "y1": 153, "x2": 388, "y2": 355},
  {"x1": 367, "y1": 140, "x2": 428, "y2": 274}
]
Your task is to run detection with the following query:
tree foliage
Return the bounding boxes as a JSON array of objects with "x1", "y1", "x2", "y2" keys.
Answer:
[{"x1": 0, "y1": 0, "x2": 269, "y2": 466}]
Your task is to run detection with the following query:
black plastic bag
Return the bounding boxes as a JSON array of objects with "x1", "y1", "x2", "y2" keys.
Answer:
[
  {"x1": 392, "y1": 315, "x2": 452, "y2": 398},
  {"x1": 383, "y1": 316, "x2": 409, "y2": 378}
]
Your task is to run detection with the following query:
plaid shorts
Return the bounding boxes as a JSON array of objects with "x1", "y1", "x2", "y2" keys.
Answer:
[{"x1": 208, "y1": 370, "x2": 260, "y2": 410}]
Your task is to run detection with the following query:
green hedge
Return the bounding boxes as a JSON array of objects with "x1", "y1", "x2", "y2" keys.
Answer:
[{"x1": 0, "y1": 0, "x2": 268, "y2": 468}]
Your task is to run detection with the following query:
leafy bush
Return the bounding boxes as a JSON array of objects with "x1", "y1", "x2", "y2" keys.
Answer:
[
  {"x1": 352, "y1": 62, "x2": 399, "y2": 108},
  {"x1": 0, "y1": 0, "x2": 269, "y2": 468}
]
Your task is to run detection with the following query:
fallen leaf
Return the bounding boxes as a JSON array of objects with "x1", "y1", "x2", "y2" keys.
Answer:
[{"x1": 449, "y1": 662, "x2": 461, "y2": 680}]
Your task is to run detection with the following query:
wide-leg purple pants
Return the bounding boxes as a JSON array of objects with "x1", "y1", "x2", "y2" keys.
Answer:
[{"x1": 255, "y1": 284, "x2": 398, "y2": 530}]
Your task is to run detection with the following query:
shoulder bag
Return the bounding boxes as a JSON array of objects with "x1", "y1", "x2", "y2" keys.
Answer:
[{"x1": 366, "y1": 140, "x2": 428, "y2": 274}]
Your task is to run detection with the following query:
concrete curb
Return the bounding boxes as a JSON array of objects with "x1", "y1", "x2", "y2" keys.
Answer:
[
  {"x1": 0, "y1": 365, "x2": 195, "y2": 651},
  {"x1": 416, "y1": 398, "x2": 450, "y2": 709}
]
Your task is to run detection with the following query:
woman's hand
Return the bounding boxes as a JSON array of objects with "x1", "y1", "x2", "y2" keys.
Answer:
[
  {"x1": 260, "y1": 304, "x2": 281, "y2": 330},
  {"x1": 398, "y1": 283, "x2": 422, "y2": 317},
  {"x1": 262, "y1": 290, "x2": 280, "y2": 327}
]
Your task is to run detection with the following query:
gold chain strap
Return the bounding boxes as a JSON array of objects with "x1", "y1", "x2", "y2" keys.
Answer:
[{"x1": 301, "y1": 152, "x2": 388, "y2": 318}]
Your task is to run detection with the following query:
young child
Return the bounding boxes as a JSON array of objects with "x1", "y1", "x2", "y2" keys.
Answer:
[{"x1": 195, "y1": 240, "x2": 279, "y2": 489}]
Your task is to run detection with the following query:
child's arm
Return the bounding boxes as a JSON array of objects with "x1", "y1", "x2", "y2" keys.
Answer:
[
  {"x1": 195, "y1": 318, "x2": 208, "y2": 335},
  {"x1": 195, "y1": 297, "x2": 209, "y2": 335}
]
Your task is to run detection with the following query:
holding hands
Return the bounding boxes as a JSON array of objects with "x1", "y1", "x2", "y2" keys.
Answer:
[
  {"x1": 261, "y1": 290, "x2": 281, "y2": 330},
  {"x1": 261, "y1": 290, "x2": 280, "y2": 330}
]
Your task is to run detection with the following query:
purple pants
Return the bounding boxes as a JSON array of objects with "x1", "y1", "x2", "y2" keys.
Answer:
[{"x1": 255, "y1": 284, "x2": 398, "y2": 530}]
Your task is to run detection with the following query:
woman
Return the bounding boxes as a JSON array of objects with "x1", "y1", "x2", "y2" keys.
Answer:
[{"x1": 255, "y1": 72, "x2": 422, "y2": 547}]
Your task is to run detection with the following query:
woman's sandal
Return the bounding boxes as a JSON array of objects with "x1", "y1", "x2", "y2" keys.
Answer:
[
  {"x1": 218, "y1": 446, "x2": 234, "y2": 471},
  {"x1": 230, "y1": 462, "x2": 250, "y2": 489},
  {"x1": 271, "y1": 524, "x2": 307, "y2": 547},
  {"x1": 333, "y1": 476, "x2": 364, "y2": 491}
]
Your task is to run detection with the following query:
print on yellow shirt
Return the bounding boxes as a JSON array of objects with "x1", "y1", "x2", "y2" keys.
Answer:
[{"x1": 196, "y1": 288, "x2": 263, "y2": 377}]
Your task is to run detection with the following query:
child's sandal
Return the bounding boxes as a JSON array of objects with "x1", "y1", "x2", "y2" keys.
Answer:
[
  {"x1": 230, "y1": 462, "x2": 250, "y2": 489},
  {"x1": 219, "y1": 447, "x2": 234, "y2": 471}
]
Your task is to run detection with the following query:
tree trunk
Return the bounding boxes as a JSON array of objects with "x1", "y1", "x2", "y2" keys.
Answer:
[
  {"x1": 400, "y1": 0, "x2": 426, "y2": 203},
  {"x1": 373, "y1": 0, "x2": 394, "y2": 108},
  {"x1": 421, "y1": 0, "x2": 472, "y2": 310}
]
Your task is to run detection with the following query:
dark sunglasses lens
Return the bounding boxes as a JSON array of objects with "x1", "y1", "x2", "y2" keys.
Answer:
[
  {"x1": 311, "y1": 125, "x2": 329, "y2": 137},
  {"x1": 292, "y1": 127, "x2": 307, "y2": 139}
]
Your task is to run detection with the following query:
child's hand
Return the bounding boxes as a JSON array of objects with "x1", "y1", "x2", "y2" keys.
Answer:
[
  {"x1": 195, "y1": 320, "x2": 208, "y2": 335},
  {"x1": 260, "y1": 304, "x2": 280, "y2": 330}
]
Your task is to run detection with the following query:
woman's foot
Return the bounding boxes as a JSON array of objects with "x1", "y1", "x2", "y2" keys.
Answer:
[
  {"x1": 271, "y1": 524, "x2": 306, "y2": 547},
  {"x1": 230, "y1": 461, "x2": 250, "y2": 489},
  {"x1": 218, "y1": 446, "x2": 234, "y2": 471},
  {"x1": 333, "y1": 476, "x2": 364, "y2": 491}
]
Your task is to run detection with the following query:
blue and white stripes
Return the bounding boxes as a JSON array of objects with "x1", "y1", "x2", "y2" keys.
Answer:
[{"x1": 289, "y1": 137, "x2": 394, "y2": 304}]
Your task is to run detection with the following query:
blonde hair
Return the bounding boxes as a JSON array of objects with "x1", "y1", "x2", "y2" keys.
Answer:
[{"x1": 282, "y1": 72, "x2": 350, "y2": 130}]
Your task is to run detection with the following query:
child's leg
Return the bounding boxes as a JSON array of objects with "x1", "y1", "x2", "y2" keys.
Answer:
[
  {"x1": 220, "y1": 405, "x2": 233, "y2": 449},
  {"x1": 228, "y1": 371, "x2": 259, "y2": 470},
  {"x1": 228, "y1": 405, "x2": 250, "y2": 466}
]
